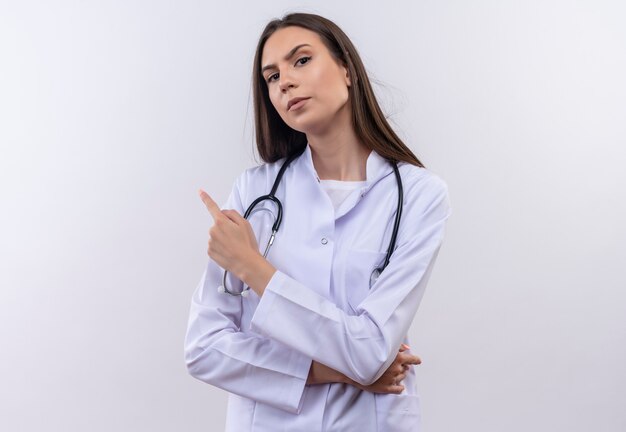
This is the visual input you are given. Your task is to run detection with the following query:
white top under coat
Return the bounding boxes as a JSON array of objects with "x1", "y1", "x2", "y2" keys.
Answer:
[
  {"x1": 185, "y1": 143, "x2": 452, "y2": 431},
  {"x1": 319, "y1": 178, "x2": 368, "y2": 211}
]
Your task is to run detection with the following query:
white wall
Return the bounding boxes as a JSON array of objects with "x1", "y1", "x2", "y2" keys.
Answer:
[{"x1": 1, "y1": 1, "x2": 624, "y2": 431}]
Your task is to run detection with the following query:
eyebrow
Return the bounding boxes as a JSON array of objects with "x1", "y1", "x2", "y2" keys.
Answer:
[{"x1": 261, "y1": 44, "x2": 312, "y2": 75}]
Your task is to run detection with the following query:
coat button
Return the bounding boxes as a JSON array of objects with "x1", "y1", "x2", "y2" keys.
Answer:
[{"x1": 321, "y1": 238, "x2": 328, "y2": 245}]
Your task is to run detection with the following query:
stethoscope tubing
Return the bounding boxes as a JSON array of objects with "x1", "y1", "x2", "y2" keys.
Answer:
[{"x1": 219, "y1": 148, "x2": 402, "y2": 296}]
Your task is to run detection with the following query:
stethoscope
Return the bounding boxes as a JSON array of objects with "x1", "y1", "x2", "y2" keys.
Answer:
[{"x1": 218, "y1": 148, "x2": 404, "y2": 297}]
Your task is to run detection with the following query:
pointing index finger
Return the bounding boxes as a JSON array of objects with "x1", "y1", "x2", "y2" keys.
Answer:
[{"x1": 198, "y1": 189, "x2": 222, "y2": 220}]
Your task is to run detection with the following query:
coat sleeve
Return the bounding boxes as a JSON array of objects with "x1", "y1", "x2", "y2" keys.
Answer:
[
  {"x1": 249, "y1": 174, "x2": 452, "y2": 386},
  {"x1": 184, "y1": 172, "x2": 312, "y2": 414}
]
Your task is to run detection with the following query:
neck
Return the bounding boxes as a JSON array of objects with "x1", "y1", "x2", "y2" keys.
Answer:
[{"x1": 306, "y1": 120, "x2": 370, "y2": 181}]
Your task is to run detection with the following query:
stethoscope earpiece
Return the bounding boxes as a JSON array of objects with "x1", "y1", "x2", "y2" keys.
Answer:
[{"x1": 217, "y1": 285, "x2": 226, "y2": 293}]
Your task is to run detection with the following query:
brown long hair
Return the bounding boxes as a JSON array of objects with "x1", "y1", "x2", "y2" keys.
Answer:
[{"x1": 252, "y1": 12, "x2": 424, "y2": 168}]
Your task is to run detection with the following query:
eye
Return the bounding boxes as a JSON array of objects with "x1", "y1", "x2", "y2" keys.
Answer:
[
  {"x1": 296, "y1": 56, "x2": 311, "y2": 66},
  {"x1": 265, "y1": 56, "x2": 311, "y2": 84}
]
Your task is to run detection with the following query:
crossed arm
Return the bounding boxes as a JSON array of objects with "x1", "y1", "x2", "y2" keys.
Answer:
[
  {"x1": 196, "y1": 189, "x2": 423, "y2": 394},
  {"x1": 307, "y1": 343, "x2": 421, "y2": 394}
]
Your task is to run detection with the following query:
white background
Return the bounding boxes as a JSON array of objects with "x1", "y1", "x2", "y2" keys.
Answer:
[{"x1": 1, "y1": 1, "x2": 625, "y2": 431}]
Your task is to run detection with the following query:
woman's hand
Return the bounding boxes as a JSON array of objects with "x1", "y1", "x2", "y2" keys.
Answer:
[
  {"x1": 198, "y1": 189, "x2": 259, "y2": 276},
  {"x1": 198, "y1": 189, "x2": 277, "y2": 295},
  {"x1": 307, "y1": 344, "x2": 421, "y2": 394},
  {"x1": 352, "y1": 344, "x2": 421, "y2": 394}
]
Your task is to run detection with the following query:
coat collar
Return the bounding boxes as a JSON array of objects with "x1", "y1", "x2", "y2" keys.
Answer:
[{"x1": 296, "y1": 143, "x2": 393, "y2": 195}]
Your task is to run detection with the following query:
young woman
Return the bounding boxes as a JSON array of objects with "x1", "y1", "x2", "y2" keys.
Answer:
[{"x1": 185, "y1": 12, "x2": 451, "y2": 431}]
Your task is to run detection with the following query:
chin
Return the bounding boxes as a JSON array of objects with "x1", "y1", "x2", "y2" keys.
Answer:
[
  {"x1": 284, "y1": 118, "x2": 316, "y2": 135},
  {"x1": 286, "y1": 114, "x2": 334, "y2": 136}
]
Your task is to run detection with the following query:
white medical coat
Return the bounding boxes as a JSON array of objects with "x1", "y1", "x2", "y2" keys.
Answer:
[{"x1": 185, "y1": 144, "x2": 451, "y2": 431}]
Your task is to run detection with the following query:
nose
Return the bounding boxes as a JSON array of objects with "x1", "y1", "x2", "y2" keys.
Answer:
[{"x1": 278, "y1": 70, "x2": 297, "y2": 93}]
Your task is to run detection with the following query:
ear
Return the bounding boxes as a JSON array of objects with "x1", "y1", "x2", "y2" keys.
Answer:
[{"x1": 343, "y1": 64, "x2": 352, "y2": 87}]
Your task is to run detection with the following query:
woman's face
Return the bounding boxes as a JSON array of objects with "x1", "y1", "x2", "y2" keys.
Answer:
[{"x1": 261, "y1": 26, "x2": 352, "y2": 135}]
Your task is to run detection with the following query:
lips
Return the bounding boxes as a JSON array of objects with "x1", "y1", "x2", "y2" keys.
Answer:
[{"x1": 287, "y1": 97, "x2": 310, "y2": 111}]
